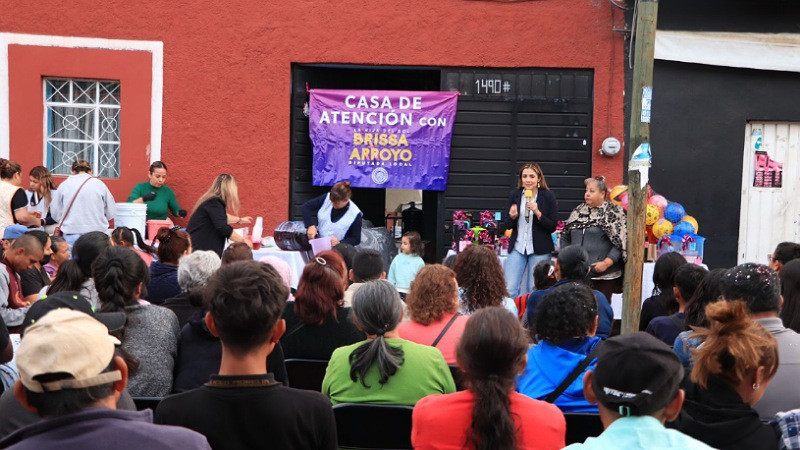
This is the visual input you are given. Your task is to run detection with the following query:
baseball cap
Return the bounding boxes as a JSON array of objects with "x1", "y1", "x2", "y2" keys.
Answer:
[
  {"x1": 591, "y1": 332, "x2": 684, "y2": 416},
  {"x1": 21, "y1": 291, "x2": 126, "y2": 335},
  {"x1": 2, "y1": 224, "x2": 28, "y2": 240},
  {"x1": 16, "y1": 309, "x2": 122, "y2": 393}
]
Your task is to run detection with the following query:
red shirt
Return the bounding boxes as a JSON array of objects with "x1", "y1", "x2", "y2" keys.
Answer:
[
  {"x1": 397, "y1": 312, "x2": 468, "y2": 365},
  {"x1": 412, "y1": 390, "x2": 566, "y2": 450}
]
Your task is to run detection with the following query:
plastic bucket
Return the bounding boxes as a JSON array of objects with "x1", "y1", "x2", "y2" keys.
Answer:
[
  {"x1": 147, "y1": 219, "x2": 173, "y2": 239},
  {"x1": 115, "y1": 203, "x2": 147, "y2": 238},
  {"x1": 310, "y1": 237, "x2": 332, "y2": 255}
]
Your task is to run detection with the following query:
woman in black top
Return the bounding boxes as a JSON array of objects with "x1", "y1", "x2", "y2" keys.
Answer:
[
  {"x1": 186, "y1": 174, "x2": 252, "y2": 257},
  {"x1": 502, "y1": 162, "x2": 558, "y2": 298}
]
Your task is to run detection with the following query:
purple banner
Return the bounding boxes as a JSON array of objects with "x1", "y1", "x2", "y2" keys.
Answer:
[{"x1": 309, "y1": 89, "x2": 458, "y2": 191}]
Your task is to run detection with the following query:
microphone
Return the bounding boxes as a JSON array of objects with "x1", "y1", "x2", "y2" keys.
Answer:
[{"x1": 524, "y1": 189, "x2": 533, "y2": 222}]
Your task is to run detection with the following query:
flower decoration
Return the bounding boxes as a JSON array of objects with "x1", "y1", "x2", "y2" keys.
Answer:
[{"x1": 462, "y1": 230, "x2": 475, "y2": 242}]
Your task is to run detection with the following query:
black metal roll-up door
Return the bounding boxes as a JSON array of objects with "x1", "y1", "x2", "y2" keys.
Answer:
[{"x1": 437, "y1": 68, "x2": 594, "y2": 260}]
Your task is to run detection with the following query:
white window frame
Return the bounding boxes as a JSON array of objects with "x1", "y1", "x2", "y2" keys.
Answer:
[
  {"x1": 43, "y1": 78, "x2": 122, "y2": 177},
  {"x1": 0, "y1": 33, "x2": 163, "y2": 162}
]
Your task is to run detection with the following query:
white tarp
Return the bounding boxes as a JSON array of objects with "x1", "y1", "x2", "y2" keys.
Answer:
[{"x1": 655, "y1": 31, "x2": 800, "y2": 73}]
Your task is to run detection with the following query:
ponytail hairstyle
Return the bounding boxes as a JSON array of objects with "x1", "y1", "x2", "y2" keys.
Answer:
[
  {"x1": 0, "y1": 158, "x2": 22, "y2": 180},
  {"x1": 48, "y1": 231, "x2": 110, "y2": 295},
  {"x1": 348, "y1": 280, "x2": 404, "y2": 387},
  {"x1": 70, "y1": 159, "x2": 92, "y2": 174},
  {"x1": 149, "y1": 161, "x2": 168, "y2": 174},
  {"x1": 330, "y1": 180, "x2": 352, "y2": 202},
  {"x1": 651, "y1": 251, "x2": 687, "y2": 316},
  {"x1": 93, "y1": 246, "x2": 150, "y2": 312},
  {"x1": 532, "y1": 259, "x2": 557, "y2": 291},
  {"x1": 457, "y1": 307, "x2": 529, "y2": 450},
  {"x1": 111, "y1": 226, "x2": 156, "y2": 256},
  {"x1": 154, "y1": 226, "x2": 191, "y2": 264},
  {"x1": 193, "y1": 174, "x2": 239, "y2": 215},
  {"x1": 690, "y1": 300, "x2": 779, "y2": 390},
  {"x1": 29, "y1": 166, "x2": 56, "y2": 206}
]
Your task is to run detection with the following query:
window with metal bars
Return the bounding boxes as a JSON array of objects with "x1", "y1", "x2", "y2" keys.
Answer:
[{"x1": 43, "y1": 78, "x2": 121, "y2": 178}]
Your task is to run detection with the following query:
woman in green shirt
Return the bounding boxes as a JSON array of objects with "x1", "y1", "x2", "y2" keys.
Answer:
[
  {"x1": 322, "y1": 280, "x2": 456, "y2": 406},
  {"x1": 128, "y1": 161, "x2": 186, "y2": 221}
]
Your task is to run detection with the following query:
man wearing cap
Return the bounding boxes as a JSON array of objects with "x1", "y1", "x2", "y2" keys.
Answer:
[
  {"x1": 0, "y1": 224, "x2": 28, "y2": 257},
  {"x1": 0, "y1": 234, "x2": 43, "y2": 329},
  {"x1": 155, "y1": 261, "x2": 337, "y2": 450},
  {"x1": 0, "y1": 308, "x2": 211, "y2": 449},
  {"x1": 721, "y1": 263, "x2": 800, "y2": 419},
  {"x1": 0, "y1": 291, "x2": 134, "y2": 439},
  {"x1": 565, "y1": 332, "x2": 712, "y2": 449}
]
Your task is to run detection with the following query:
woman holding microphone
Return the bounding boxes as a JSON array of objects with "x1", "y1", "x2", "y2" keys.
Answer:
[
  {"x1": 301, "y1": 181, "x2": 363, "y2": 246},
  {"x1": 503, "y1": 163, "x2": 558, "y2": 298}
]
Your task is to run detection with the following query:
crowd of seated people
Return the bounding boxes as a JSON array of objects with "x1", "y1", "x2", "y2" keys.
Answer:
[{"x1": 0, "y1": 226, "x2": 799, "y2": 450}]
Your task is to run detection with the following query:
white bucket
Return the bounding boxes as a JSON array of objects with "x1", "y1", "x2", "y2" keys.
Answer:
[{"x1": 115, "y1": 203, "x2": 147, "y2": 238}]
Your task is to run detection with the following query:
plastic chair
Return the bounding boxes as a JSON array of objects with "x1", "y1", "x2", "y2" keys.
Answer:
[
  {"x1": 333, "y1": 403, "x2": 414, "y2": 449},
  {"x1": 564, "y1": 412, "x2": 604, "y2": 444},
  {"x1": 284, "y1": 358, "x2": 329, "y2": 391},
  {"x1": 132, "y1": 397, "x2": 163, "y2": 411}
]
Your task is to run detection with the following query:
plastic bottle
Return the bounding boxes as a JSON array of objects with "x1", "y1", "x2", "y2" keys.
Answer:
[{"x1": 252, "y1": 217, "x2": 263, "y2": 243}]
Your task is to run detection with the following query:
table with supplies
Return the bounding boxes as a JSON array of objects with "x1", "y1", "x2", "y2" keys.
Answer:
[{"x1": 251, "y1": 244, "x2": 308, "y2": 290}]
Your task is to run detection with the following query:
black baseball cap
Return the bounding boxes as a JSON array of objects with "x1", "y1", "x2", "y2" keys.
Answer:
[
  {"x1": 21, "y1": 291, "x2": 126, "y2": 335},
  {"x1": 591, "y1": 332, "x2": 684, "y2": 416}
]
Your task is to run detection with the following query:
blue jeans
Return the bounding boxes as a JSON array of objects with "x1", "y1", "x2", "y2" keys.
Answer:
[
  {"x1": 505, "y1": 250, "x2": 551, "y2": 298},
  {"x1": 63, "y1": 233, "x2": 82, "y2": 251}
]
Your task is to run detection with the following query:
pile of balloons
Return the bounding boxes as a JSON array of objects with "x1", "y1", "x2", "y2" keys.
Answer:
[{"x1": 609, "y1": 185, "x2": 699, "y2": 244}]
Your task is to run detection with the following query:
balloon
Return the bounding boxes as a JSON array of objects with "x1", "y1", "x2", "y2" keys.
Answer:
[
  {"x1": 621, "y1": 193, "x2": 629, "y2": 211},
  {"x1": 648, "y1": 194, "x2": 668, "y2": 211},
  {"x1": 673, "y1": 221, "x2": 695, "y2": 236},
  {"x1": 683, "y1": 215, "x2": 699, "y2": 234},
  {"x1": 645, "y1": 204, "x2": 660, "y2": 226},
  {"x1": 653, "y1": 218, "x2": 674, "y2": 238},
  {"x1": 664, "y1": 202, "x2": 686, "y2": 224},
  {"x1": 610, "y1": 185, "x2": 628, "y2": 206}
]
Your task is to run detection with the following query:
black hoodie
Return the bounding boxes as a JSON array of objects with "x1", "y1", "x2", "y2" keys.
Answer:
[
  {"x1": 669, "y1": 375, "x2": 779, "y2": 450},
  {"x1": 173, "y1": 310, "x2": 287, "y2": 393}
]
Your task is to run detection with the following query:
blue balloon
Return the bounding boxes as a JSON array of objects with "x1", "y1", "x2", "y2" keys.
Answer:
[
  {"x1": 673, "y1": 221, "x2": 695, "y2": 236},
  {"x1": 664, "y1": 202, "x2": 686, "y2": 224}
]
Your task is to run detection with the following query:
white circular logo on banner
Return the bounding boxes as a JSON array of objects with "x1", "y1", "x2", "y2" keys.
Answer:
[{"x1": 371, "y1": 168, "x2": 389, "y2": 185}]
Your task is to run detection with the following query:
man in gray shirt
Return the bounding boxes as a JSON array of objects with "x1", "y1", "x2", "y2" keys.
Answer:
[{"x1": 721, "y1": 263, "x2": 800, "y2": 419}]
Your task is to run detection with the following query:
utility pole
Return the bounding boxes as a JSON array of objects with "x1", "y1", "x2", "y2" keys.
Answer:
[{"x1": 622, "y1": 0, "x2": 658, "y2": 334}]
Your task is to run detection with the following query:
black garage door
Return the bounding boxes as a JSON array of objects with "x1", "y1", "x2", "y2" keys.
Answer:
[{"x1": 435, "y1": 68, "x2": 594, "y2": 260}]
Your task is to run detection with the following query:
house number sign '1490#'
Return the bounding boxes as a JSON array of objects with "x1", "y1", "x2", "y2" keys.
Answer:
[{"x1": 474, "y1": 78, "x2": 511, "y2": 95}]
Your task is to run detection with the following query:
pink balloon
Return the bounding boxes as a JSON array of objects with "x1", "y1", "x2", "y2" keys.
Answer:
[
  {"x1": 648, "y1": 194, "x2": 668, "y2": 211},
  {"x1": 621, "y1": 193, "x2": 629, "y2": 211}
]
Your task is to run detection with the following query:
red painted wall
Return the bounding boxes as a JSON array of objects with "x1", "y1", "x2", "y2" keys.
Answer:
[
  {"x1": 1, "y1": 0, "x2": 626, "y2": 232},
  {"x1": 8, "y1": 45, "x2": 152, "y2": 199}
]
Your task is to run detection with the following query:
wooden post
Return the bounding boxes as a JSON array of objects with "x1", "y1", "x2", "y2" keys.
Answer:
[{"x1": 622, "y1": 0, "x2": 658, "y2": 334}]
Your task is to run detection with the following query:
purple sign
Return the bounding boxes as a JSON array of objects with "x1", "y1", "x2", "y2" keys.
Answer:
[{"x1": 309, "y1": 89, "x2": 458, "y2": 191}]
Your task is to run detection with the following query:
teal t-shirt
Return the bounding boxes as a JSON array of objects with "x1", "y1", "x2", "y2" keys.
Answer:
[
  {"x1": 127, "y1": 181, "x2": 180, "y2": 221},
  {"x1": 322, "y1": 338, "x2": 456, "y2": 406}
]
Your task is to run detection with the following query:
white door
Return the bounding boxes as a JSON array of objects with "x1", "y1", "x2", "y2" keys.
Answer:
[{"x1": 738, "y1": 122, "x2": 800, "y2": 264}]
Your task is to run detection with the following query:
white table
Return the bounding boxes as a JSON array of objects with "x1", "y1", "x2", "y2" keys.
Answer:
[{"x1": 252, "y1": 246, "x2": 308, "y2": 289}]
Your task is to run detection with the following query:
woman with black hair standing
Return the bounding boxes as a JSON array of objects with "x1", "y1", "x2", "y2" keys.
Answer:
[
  {"x1": 412, "y1": 307, "x2": 566, "y2": 450},
  {"x1": 128, "y1": 161, "x2": 186, "y2": 221},
  {"x1": 321, "y1": 279, "x2": 454, "y2": 405}
]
